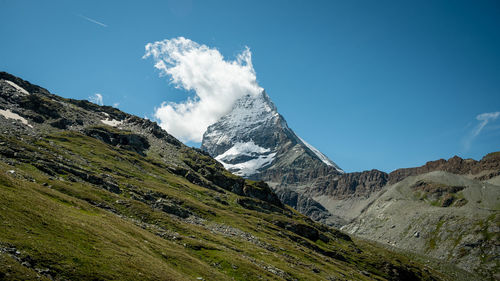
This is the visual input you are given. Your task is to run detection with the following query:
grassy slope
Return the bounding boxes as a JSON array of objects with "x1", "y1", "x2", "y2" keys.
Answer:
[{"x1": 0, "y1": 130, "x2": 445, "y2": 280}]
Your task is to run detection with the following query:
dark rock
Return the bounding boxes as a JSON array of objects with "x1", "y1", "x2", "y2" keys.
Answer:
[
  {"x1": 237, "y1": 198, "x2": 283, "y2": 214},
  {"x1": 159, "y1": 202, "x2": 191, "y2": 218},
  {"x1": 241, "y1": 181, "x2": 283, "y2": 208},
  {"x1": 18, "y1": 94, "x2": 61, "y2": 119},
  {"x1": 50, "y1": 118, "x2": 73, "y2": 129},
  {"x1": 275, "y1": 188, "x2": 331, "y2": 221},
  {"x1": 181, "y1": 148, "x2": 283, "y2": 208},
  {"x1": 214, "y1": 196, "x2": 229, "y2": 205},
  {"x1": 84, "y1": 126, "x2": 150, "y2": 155},
  {"x1": 103, "y1": 180, "x2": 121, "y2": 194},
  {"x1": 272, "y1": 220, "x2": 320, "y2": 242},
  {"x1": 441, "y1": 194, "x2": 455, "y2": 207}
]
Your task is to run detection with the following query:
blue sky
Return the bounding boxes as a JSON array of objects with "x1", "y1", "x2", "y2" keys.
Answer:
[{"x1": 1, "y1": 0, "x2": 499, "y2": 172}]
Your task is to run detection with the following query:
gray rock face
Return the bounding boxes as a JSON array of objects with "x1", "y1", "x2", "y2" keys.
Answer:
[
  {"x1": 274, "y1": 188, "x2": 347, "y2": 227},
  {"x1": 202, "y1": 91, "x2": 282, "y2": 157},
  {"x1": 389, "y1": 153, "x2": 500, "y2": 183},
  {"x1": 201, "y1": 91, "x2": 342, "y2": 179},
  {"x1": 305, "y1": 169, "x2": 388, "y2": 200},
  {"x1": 275, "y1": 188, "x2": 330, "y2": 220}
]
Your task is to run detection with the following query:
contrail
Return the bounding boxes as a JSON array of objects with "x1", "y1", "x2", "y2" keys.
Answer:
[{"x1": 78, "y1": 14, "x2": 107, "y2": 27}]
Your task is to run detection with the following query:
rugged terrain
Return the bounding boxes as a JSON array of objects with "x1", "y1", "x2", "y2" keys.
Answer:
[
  {"x1": 0, "y1": 72, "x2": 457, "y2": 280},
  {"x1": 200, "y1": 86, "x2": 499, "y2": 280},
  {"x1": 303, "y1": 152, "x2": 500, "y2": 280},
  {"x1": 306, "y1": 154, "x2": 500, "y2": 224},
  {"x1": 340, "y1": 158, "x2": 500, "y2": 280}
]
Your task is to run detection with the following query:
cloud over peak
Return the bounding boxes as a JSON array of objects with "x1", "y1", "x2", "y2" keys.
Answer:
[{"x1": 144, "y1": 37, "x2": 262, "y2": 142}]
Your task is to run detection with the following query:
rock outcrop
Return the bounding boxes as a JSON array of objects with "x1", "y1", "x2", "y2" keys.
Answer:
[
  {"x1": 305, "y1": 169, "x2": 388, "y2": 200},
  {"x1": 389, "y1": 153, "x2": 500, "y2": 183},
  {"x1": 84, "y1": 126, "x2": 150, "y2": 155}
]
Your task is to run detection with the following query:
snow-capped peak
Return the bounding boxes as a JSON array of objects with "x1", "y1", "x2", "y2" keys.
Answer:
[
  {"x1": 201, "y1": 89, "x2": 343, "y2": 178},
  {"x1": 201, "y1": 91, "x2": 280, "y2": 157}
]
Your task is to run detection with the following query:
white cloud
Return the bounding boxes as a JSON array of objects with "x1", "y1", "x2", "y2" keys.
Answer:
[
  {"x1": 464, "y1": 111, "x2": 500, "y2": 150},
  {"x1": 113, "y1": 102, "x2": 120, "y2": 108},
  {"x1": 473, "y1": 112, "x2": 500, "y2": 137},
  {"x1": 89, "y1": 93, "x2": 103, "y2": 106},
  {"x1": 143, "y1": 37, "x2": 263, "y2": 142}
]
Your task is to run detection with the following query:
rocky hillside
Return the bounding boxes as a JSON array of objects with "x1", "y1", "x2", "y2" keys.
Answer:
[
  {"x1": 0, "y1": 72, "x2": 451, "y2": 280},
  {"x1": 301, "y1": 153, "x2": 500, "y2": 280},
  {"x1": 306, "y1": 153, "x2": 500, "y2": 222},
  {"x1": 342, "y1": 170, "x2": 500, "y2": 281}
]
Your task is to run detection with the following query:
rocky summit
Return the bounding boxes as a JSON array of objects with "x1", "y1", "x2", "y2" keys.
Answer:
[
  {"x1": 201, "y1": 90, "x2": 343, "y2": 181},
  {"x1": 0, "y1": 71, "x2": 458, "y2": 280}
]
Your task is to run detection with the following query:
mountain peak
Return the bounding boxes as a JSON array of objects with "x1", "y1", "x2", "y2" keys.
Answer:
[
  {"x1": 201, "y1": 90, "x2": 342, "y2": 182},
  {"x1": 202, "y1": 90, "x2": 278, "y2": 155}
]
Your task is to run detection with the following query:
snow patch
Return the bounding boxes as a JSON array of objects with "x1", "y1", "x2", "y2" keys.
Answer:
[
  {"x1": 217, "y1": 153, "x2": 276, "y2": 177},
  {"x1": 4, "y1": 80, "x2": 29, "y2": 95},
  {"x1": 299, "y1": 137, "x2": 343, "y2": 173},
  {"x1": 101, "y1": 118, "x2": 122, "y2": 127},
  {"x1": 215, "y1": 141, "x2": 276, "y2": 177},
  {"x1": 215, "y1": 141, "x2": 270, "y2": 162},
  {"x1": 0, "y1": 109, "x2": 33, "y2": 128}
]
